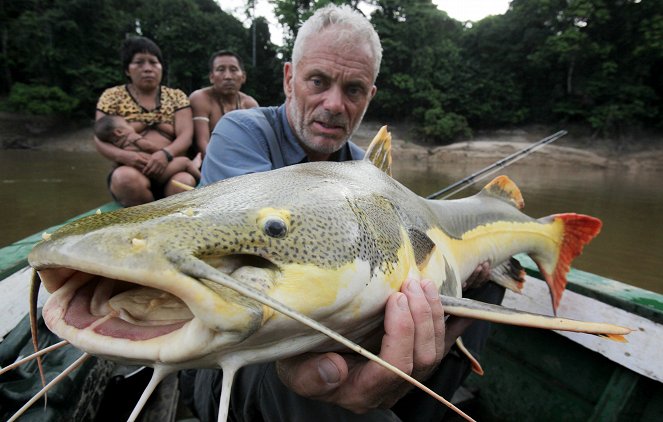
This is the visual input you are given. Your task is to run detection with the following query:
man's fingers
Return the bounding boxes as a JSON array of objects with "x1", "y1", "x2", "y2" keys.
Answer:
[
  {"x1": 402, "y1": 279, "x2": 437, "y2": 375},
  {"x1": 276, "y1": 352, "x2": 348, "y2": 399},
  {"x1": 380, "y1": 292, "x2": 415, "y2": 373},
  {"x1": 352, "y1": 291, "x2": 415, "y2": 402},
  {"x1": 422, "y1": 279, "x2": 445, "y2": 362}
]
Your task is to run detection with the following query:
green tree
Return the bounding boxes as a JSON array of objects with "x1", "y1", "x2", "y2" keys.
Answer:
[
  {"x1": 132, "y1": 0, "x2": 248, "y2": 92},
  {"x1": 369, "y1": 0, "x2": 470, "y2": 142},
  {"x1": 3, "y1": 0, "x2": 138, "y2": 115},
  {"x1": 244, "y1": 16, "x2": 285, "y2": 105},
  {"x1": 1, "y1": 0, "x2": 284, "y2": 117}
]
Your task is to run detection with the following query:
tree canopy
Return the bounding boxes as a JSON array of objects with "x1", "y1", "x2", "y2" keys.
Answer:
[{"x1": 1, "y1": 0, "x2": 661, "y2": 144}]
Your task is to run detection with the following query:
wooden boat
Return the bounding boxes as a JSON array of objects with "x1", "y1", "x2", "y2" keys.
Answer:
[
  {"x1": 1, "y1": 203, "x2": 662, "y2": 421},
  {"x1": 460, "y1": 255, "x2": 663, "y2": 421}
]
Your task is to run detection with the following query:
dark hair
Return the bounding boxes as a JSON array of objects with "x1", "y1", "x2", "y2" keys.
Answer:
[
  {"x1": 94, "y1": 115, "x2": 123, "y2": 142},
  {"x1": 208, "y1": 50, "x2": 245, "y2": 72},
  {"x1": 121, "y1": 36, "x2": 164, "y2": 72}
]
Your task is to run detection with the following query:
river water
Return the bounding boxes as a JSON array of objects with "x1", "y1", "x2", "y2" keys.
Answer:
[{"x1": 1, "y1": 149, "x2": 661, "y2": 294}]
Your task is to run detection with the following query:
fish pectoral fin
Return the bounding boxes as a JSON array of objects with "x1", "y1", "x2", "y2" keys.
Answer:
[
  {"x1": 455, "y1": 337, "x2": 484, "y2": 376},
  {"x1": 489, "y1": 257, "x2": 525, "y2": 293},
  {"x1": 440, "y1": 295, "x2": 632, "y2": 341}
]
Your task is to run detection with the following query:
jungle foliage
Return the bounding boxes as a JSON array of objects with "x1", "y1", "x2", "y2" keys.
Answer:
[{"x1": 1, "y1": 0, "x2": 661, "y2": 143}]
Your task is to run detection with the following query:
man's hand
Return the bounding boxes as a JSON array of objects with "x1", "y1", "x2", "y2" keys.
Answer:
[{"x1": 276, "y1": 278, "x2": 444, "y2": 414}]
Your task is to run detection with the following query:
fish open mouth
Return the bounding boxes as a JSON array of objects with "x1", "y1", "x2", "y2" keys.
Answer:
[
  {"x1": 38, "y1": 254, "x2": 279, "y2": 343},
  {"x1": 39, "y1": 269, "x2": 195, "y2": 342}
]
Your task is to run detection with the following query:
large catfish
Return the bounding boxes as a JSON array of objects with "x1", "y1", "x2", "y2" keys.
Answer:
[{"x1": 18, "y1": 127, "x2": 629, "y2": 421}]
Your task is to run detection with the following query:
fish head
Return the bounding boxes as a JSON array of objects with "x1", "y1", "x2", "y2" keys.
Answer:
[{"x1": 28, "y1": 161, "x2": 411, "y2": 368}]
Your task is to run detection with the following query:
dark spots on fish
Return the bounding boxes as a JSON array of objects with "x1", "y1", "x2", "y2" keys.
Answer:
[
  {"x1": 347, "y1": 195, "x2": 404, "y2": 276},
  {"x1": 408, "y1": 228, "x2": 435, "y2": 270},
  {"x1": 46, "y1": 165, "x2": 434, "y2": 277}
]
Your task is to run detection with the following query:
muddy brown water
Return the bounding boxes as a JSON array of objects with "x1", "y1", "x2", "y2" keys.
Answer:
[{"x1": 1, "y1": 149, "x2": 661, "y2": 294}]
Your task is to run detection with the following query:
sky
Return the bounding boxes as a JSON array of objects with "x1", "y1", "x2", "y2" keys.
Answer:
[
  {"x1": 219, "y1": 1, "x2": 511, "y2": 46},
  {"x1": 433, "y1": 0, "x2": 511, "y2": 22}
]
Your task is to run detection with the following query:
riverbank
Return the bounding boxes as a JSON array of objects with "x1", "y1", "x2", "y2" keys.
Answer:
[
  {"x1": 1, "y1": 112, "x2": 662, "y2": 171},
  {"x1": 353, "y1": 121, "x2": 663, "y2": 172}
]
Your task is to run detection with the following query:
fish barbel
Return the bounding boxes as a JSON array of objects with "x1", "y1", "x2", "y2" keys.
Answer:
[{"x1": 23, "y1": 127, "x2": 630, "y2": 421}]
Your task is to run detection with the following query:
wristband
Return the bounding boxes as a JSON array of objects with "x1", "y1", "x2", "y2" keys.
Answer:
[{"x1": 161, "y1": 148, "x2": 173, "y2": 162}]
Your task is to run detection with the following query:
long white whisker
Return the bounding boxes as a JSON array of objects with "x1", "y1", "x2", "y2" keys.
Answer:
[
  {"x1": 0, "y1": 340, "x2": 70, "y2": 376},
  {"x1": 217, "y1": 361, "x2": 241, "y2": 422},
  {"x1": 127, "y1": 365, "x2": 171, "y2": 422},
  {"x1": 7, "y1": 352, "x2": 91, "y2": 422}
]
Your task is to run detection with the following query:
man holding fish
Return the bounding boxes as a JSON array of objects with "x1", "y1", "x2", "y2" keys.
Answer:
[{"x1": 184, "y1": 4, "x2": 501, "y2": 421}]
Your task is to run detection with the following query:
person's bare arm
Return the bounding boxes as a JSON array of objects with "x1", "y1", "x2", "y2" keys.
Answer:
[
  {"x1": 143, "y1": 106, "x2": 193, "y2": 178},
  {"x1": 154, "y1": 157, "x2": 200, "y2": 184},
  {"x1": 170, "y1": 106, "x2": 194, "y2": 156},
  {"x1": 94, "y1": 110, "x2": 149, "y2": 169},
  {"x1": 132, "y1": 137, "x2": 162, "y2": 153},
  {"x1": 190, "y1": 91, "x2": 213, "y2": 156},
  {"x1": 240, "y1": 92, "x2": 259, "y2": 109}
]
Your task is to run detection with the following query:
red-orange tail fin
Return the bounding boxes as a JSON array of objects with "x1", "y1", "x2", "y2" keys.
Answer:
[{"x1": 534, "y1": 213, "x2": 602, "y2": 314}]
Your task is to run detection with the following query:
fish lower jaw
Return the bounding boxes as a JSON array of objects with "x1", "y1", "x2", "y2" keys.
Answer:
[
  {"x1": 43, "y1": 305, "x2": 234, "y2": 365},
  {"x1": 37, "y1": 269, "x2": 236, "y2": 364}
]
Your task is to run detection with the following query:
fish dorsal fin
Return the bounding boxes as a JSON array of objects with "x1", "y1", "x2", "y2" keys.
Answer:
[
  {"x1": 364, "y1": 125, "x2": 392, "y2": 176},
  {"x1": 480, "y1": 176, "x2": 525, "y2": 210}
]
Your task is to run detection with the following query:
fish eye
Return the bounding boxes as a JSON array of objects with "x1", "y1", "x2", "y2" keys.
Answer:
[{"x1": 263, "y1": 217, "x2": 288, "y2": 238}]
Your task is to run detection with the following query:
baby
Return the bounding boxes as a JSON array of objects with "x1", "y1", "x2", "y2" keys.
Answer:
[{"x1": 94, "y1": 115, "x2": 201, "y2": 184}]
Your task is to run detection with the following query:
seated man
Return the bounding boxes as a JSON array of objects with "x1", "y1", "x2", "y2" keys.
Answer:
[
  {"x1": 182, "y1": 5, "x2": 502, "y2": 422},
  {"x1": 189, "y1": 50, "x2": 259, "y2": 157},
  {"x1": 94, "y1": 115, "x2": 201, "y2": 186}
]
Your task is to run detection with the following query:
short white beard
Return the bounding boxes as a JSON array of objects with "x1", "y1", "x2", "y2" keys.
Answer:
[{"x1": 287, "y1": 93, "x2": 367, "y2": 156}]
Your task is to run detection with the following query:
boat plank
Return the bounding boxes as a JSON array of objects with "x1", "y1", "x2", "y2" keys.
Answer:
[
  {"x1": 503, "y1": 275, "x2": 663, "y2": 383},
  {"x1": 516, "y1": 254, "x2": 663, "y2": 323}
]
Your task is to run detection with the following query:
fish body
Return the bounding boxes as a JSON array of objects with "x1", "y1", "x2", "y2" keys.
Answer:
[
  {"x1": 24, "y1": 128, "x2": 620, "y2": 421},
  {"x1": 29, "y1": 158, "x2": 597, "y2": 368}
]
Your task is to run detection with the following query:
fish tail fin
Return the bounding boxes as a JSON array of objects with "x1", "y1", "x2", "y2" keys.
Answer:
[
  {"x1": 532, "y1": 213, "x2": 602, "y2": 314},
  {"x1": 480, "y1": 175, "x2": 525, "y2": 209},
  {"x1": 364, "y1": 125, "x2": 393, "y2": 176}
]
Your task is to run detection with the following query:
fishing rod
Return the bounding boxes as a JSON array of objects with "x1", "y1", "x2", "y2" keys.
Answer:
[{"x1": 426, "y1": 130, "x2": 568, "y2": 200}]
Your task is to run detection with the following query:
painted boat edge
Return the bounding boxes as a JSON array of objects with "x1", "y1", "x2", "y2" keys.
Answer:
[
  {"x1": 515, "y1": 253, "x2": 663, "y2": 325},
  {"x1": 0, "y1": 202, "x2": 122, "y2": 280}
]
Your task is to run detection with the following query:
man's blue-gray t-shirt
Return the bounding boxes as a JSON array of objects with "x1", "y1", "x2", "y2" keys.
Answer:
[{"x1": 200, "y1": 104, "x2": 365, "y2": 186}]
